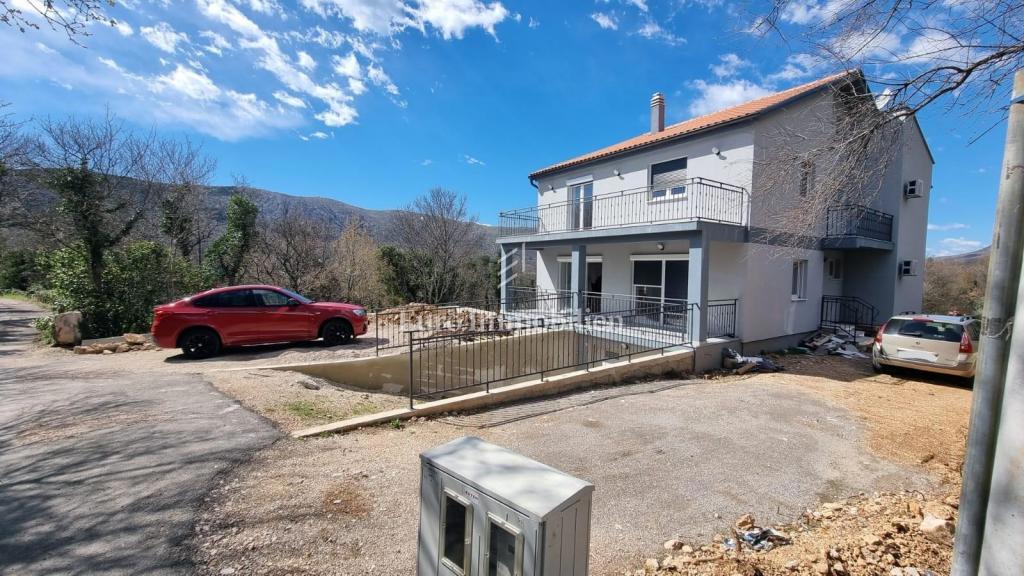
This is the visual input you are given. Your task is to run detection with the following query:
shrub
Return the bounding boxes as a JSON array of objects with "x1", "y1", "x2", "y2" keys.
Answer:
[
  {"x1": 33, "y1": 316, "x2": 55, "y2": 346},
  {"x1": 41, "y1": 241, "x2": 210, "y2": 338}
]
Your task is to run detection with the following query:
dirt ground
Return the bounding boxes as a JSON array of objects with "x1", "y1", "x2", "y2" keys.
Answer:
[{"x1": 188, "y1": 355, "x2": 972, "y2": 576}]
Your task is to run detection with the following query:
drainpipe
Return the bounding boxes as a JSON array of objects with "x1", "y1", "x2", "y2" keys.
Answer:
[{"x1": 952, "y1": 70, "x2": 1024, "y2": 576}]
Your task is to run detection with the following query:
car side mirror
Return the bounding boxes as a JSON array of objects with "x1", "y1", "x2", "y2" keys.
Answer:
[{"x1": 287, "y1": 298, "x2": 301, "y2": 307}]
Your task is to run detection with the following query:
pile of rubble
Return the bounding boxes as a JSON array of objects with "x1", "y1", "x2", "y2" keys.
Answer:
[
  {"x1": 631, "y1": 488, "x2": 957, "y2": 576},
  {"x1": 793, "y1": 331, "x2": 875, "y2": 359},
  {"x1": 371, "y1": 303, "x2": 502, "y2": 332},
  {"x1": 722, "y1": 348, "x2": 783, "y2": 374},
  {"x1": 73, "y1": 333, "x2": 157, "y2": 354}
]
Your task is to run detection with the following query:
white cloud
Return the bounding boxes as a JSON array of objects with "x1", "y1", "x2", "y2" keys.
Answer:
[
  {"x1": 636, "y1": 19, "x2": 685, "y2": 45},
  {"x1": 367, "y1": 63, "x2": 399, "y2": 95},
  {"x1": 114, "y1": 21, "x2": 135, "y2": 36},
  {"x1": 420, "y1": 158, "x2": 434, "y2": 166},
  {"x1": 332, "y1": 52, "x2": 362, "y2": 78},
  {"x1": 300, "y1": 0, "x2": 510, "y2": 39},
  {"x1": 928, "y1": 223, "x2": 969, "y2": 231},
  {"x1": 625, "y1": 0, "x2": 648, "y2": 11},
  {"x1": 273, "y1": 90, "x2": 307, "y2": 107},
  {"x1": 347, "y1": 76, "x2": 367, "y2": 95},
  {"x1": 710, "y1": 53, "x2": 751, "y2": 78},
  {"x1": 35, "y1": 41, "x2": 57, "y2": 55},
  {"x1": 766, "y1": 53, "x2": 822, "y2": 82},
  {"x1": 199, "y1": 30, "x2": 232, "y2": 55},
  {"x1": 929, "y1": 236, "x2": 986, "y2": 256},
  {"x1": 153, "y1": 64, "x2": 222, "y2": 101},
  {"x1": 140, "y1": 22, "x2": 190, "y2": 53},
  {"x1": 462, "y1": 154, "x2": 485, "y2": 166},
  {"x1": 527, "y1": 16, "x2": 539, "y2": 28},
  {"x1": 296, "y1": 50, "x2": 317, "y2": 70},
  {"x1": 689, "y1": 79, "x2": 774, "y2": 116},
  {"x1": 590, "y1": 12, "x2": 618, "y2": 31},
  {"x1": 308, "y1": 130, "x2": 330, "y2": 139}
]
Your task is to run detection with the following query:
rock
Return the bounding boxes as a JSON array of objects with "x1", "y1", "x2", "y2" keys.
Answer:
[
  {"x1": 123, "y1": 333, "x2": 148, "y2": 345},
  {"x1": 822, "y1": 502, "x2": 844, "y2": 511},
  {"x1": 890, "y1": 569, "x2": 904, "y2": 576},
  {"x1": 102, "y1": 349, "x2": 113, "y2": 355},
  {"x1": 862, "y1": 534, "x2": 882, "y2": 546},
  {"x1": 944, "y1": 494, "x2": 960, "y2": 509},
  {"x1": 643, "y1": 558, "x2": 660, "y2": 572},
  {"x1": 301, "y1": 379, "x2": 322, "y2": 391},
  {"x1": 54, "y1": 311, "x2": 83, "y2": 346},
  {"x1": 903, "y1": 568, "x2": 921, "y2": 576},
  {"x1": 663, "y1": 539, "x2": 683, "y2": 550},
  {"x1": 812, "y1": 561, "x2": 829, "y2": 575},
  {"x1": 219, "y1": 569, "x2": 236, "y2": 576},
  {"x1": 785, "y1": 559, "x2": 800, "y2": 571},
  {"x1": 919, "y1": 514, "x2": 955, "y2": 545},
  {"x1": 923, "y1": 502, "x2": 954, "y2": 521},
  {"x1": 73, "y1": 345, "x2": 99, "y2": 354},
  {"x1": 735, "y1": 513, "x2": 755, "y2": 530},
  {"x1": 680, "y1": 545, "x2": 693, "y2": 555},
  {"x1": 115, "y1": 343, "x2": 131, "y2": 353},
  {"x1": 832, "y1": 561, "x2": 848, "y2": 575},
  {"x1": 907, "y1": 500, "x2": 922, "y2": 518}
]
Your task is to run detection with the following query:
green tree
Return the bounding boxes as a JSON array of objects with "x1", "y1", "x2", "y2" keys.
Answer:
[
  {"x1": 205, "y1": 193, "x2": 258, "y2": 285},
  {"x1": 378, "y1": 245, "x2": 426, "y2": 305}
]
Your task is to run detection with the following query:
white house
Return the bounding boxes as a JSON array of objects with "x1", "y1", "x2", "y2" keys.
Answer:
[{"x1": 497, "y1": 70, "x2": 932, "y2": 351}]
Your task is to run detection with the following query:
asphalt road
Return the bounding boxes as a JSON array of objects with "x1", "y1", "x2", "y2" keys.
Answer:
[{"x1": 0, "y1": 299, "x2": 281, "y2": 575}]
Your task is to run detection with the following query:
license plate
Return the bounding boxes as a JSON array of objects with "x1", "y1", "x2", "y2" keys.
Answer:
[{"x1": 897, "y1": 349, "x2": 938, "y2": 362}]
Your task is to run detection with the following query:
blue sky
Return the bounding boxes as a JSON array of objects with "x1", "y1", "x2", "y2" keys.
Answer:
[{"x1": 0, "y1": 0, "x2": 1008, "y2": 256}]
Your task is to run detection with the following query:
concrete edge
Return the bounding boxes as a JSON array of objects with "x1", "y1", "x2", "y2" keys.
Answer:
[{"x1": 290, "y1": 347, "x2": 695, "y2": 438}]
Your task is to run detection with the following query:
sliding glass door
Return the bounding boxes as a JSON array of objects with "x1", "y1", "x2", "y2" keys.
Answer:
[{"x1": 631, "y1": 256, "x2": 689, "y2": 327}]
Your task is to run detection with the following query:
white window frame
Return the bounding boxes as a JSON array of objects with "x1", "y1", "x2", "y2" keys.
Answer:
[
  {"x1": 647, "y1": 157, "x2": 689, "y2": 202},
  {"x1": 899, "y1": 259, "x2": 919, "y2": 277},
  {"x1": 791, "y1": 259, "x2": 809, "y2": 301},
  {"x1": 826, "y1": 257, "x2": 843, "y2": 281},
  {"x1": 903, "y1": 179, "x2": 922, "y2": 198},
  {"x1": 629, "y1": 254, "x2": 689, "y2": 303},
  {"x1": 566, "y1": 176, "x2": 595, "y2": 231},
  {"x1": 439, "y1": 489, "x2": 473, "y2": 576}
]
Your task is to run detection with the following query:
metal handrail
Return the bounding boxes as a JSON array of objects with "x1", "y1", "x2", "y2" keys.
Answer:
[
  {"x1": 825, "y1": 204, "x2": 894, "y2": 242},
  {"x1": 498, "y1": 177, "x2": 749, "y2": 237}
]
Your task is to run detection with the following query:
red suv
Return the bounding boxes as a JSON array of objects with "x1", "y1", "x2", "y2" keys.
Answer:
[{"x1": 151, "y1": 285, "x2": 368, "y2": 359}]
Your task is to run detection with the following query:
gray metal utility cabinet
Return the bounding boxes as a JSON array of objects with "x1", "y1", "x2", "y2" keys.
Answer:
[{"x1": 417, "y1": 436, "x2": 594, "y2": 576}]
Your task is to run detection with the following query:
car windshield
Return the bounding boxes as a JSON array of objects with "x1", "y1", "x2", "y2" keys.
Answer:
[
  {"x1": 887, "y1": 319, "x2": 964, "y2": 342},
  {"x1": 278, "y1": 288, "x2": 313, "y2": 304}
]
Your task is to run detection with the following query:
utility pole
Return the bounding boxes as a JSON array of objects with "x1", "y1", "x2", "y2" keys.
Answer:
[{"x1": 952, "y1": 70, "x2": 1024, "y2": 576}]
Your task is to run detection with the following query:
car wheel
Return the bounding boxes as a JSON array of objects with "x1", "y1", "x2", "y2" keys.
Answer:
[
  {"x1": 871, "y1": 354, "x2": 886, "y2": 374},
  {"x1": 180, "y1": 328, "x2": 221, "y2": 359},
  {"x1": 322, "y1": 319, "x2": 354, "y2": 346}
]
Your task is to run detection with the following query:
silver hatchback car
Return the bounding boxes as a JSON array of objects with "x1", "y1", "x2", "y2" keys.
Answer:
[{"x1": 872, "y1": 314, "x2": 980, "y2": 379}]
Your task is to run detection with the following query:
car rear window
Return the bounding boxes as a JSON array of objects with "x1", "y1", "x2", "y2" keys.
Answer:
[
  {"x1": 193, "y1": 290, "x2": 253, "y2": 307},
  {"x1": 885, "y1": 318, "x2": 964, "y2": 342}
]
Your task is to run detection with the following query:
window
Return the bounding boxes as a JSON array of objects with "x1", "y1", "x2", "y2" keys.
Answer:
[
  {"x1": 826, "y1": 257, "x2": 843, "y2": 280},
  {"x1": 252, "y1": 289, "x2": 292, "y2": 307},
  {"x1": 558, "y1": 261, "x2": 572, "y2": 291},
  {"x1": 887, "y1": 319, "x2": 965, "y2": 343},
  {"x1": 650, "y1": 158, "x2": 687, "y2": 199},
  {"x1": 899, "y1": 260, "x2": 918, "y2": 276},
  {"x1": 487, "y1": 514, "x2": 523, "y2": 576},
  {"x1": 904, "y1": 180, "x2": 922, "y2": 198},
  {"x1": 441, "y1": 491, "x2": 472, "y2": 575},
  {"x1": 791, "y1": 260, "x2": 808, "y2": 300},
  {"x1": 193, "y1": 290, "x2": 253, "y2": 308},
  {"x1": 799, "y1": 160, "x2": 815, "y2": 197}
]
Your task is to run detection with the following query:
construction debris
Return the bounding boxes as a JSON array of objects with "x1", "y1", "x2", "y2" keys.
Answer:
[
  {"x1": 722, "y1": 348, "x2": 782, "y2": 373},
  {"x1": 799, "y1": 331, "x2": 871, "y2": 359}
]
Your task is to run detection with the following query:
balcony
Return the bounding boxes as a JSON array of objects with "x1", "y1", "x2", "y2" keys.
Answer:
[
  {"x1": 498, "y1": 177, "x2": 748, "y2": 239},
  {"x1": 822, "y1": 204, "x2": 894, "y2": 250}
]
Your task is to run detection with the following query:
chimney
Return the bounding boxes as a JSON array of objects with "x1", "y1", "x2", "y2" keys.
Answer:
[{"x1": 650, "y1": 92, "x2": 665, "y2": 134}]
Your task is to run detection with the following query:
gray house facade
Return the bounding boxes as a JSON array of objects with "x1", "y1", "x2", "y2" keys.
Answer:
[{"x1": 497, "y1": 70, "x2": 932, "y2": 350}]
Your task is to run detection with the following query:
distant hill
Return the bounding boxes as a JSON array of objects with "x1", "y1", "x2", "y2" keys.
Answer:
[
  {"x1": 1, "y1": 172, "x2": 499, "y2": 251},
  {"x1": 932, "y1": 246, "x2": 990, "y2": 264}
]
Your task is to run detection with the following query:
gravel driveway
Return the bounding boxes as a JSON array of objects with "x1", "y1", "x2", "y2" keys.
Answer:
[
  {"x1": 193, "y1": 375, "x2": 932, "y2": 576},
  {"x1": 0, "y1": 299, "x2": 281, "y2": 575}
]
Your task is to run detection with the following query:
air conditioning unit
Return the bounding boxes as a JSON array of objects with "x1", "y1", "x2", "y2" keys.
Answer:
[
  {"x1": 903, "y1": 180, "x2": 922, "y2": 198},
  {"x1": 899, "y1": 259, "x2": 918, "y2": 277}
]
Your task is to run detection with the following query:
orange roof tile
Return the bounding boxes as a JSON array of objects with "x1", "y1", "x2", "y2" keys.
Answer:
[{"x1": 529, "y1": 70, "x2": 861, "y2": 179}]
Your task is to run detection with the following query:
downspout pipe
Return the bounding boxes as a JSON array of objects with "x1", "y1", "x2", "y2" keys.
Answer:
[{"x1": 952, "y1": 69, "x2": 1024, "y2": 576}]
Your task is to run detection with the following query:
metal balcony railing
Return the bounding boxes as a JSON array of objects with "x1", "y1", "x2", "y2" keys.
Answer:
[
  {"x1": 825, "y1": 204, "x2": 894, "y2": 242},
  {"x1": 498, "y1": 177, "x2": 748, "y2": 237}
]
